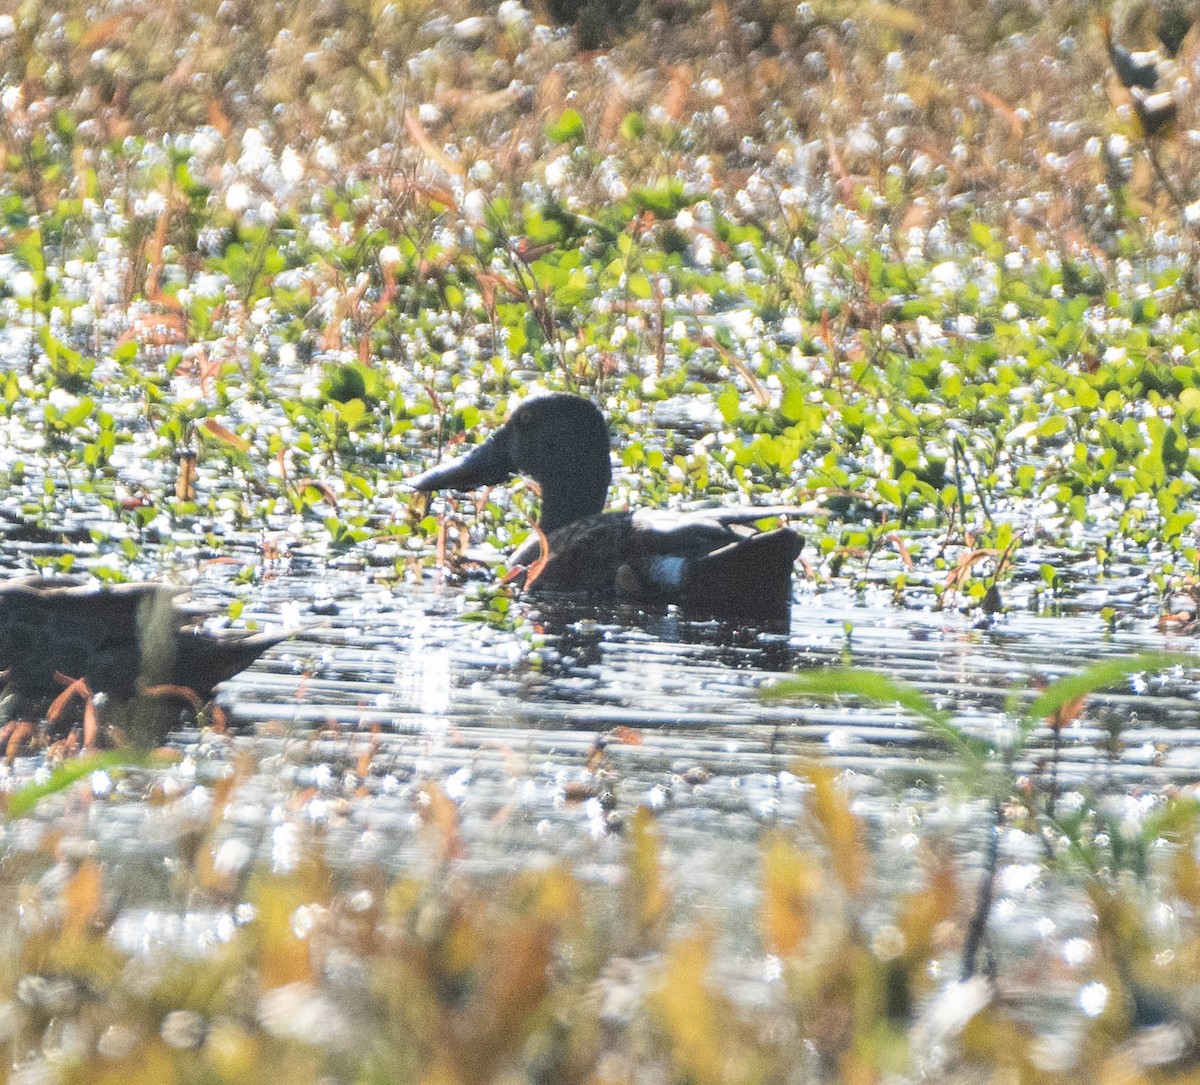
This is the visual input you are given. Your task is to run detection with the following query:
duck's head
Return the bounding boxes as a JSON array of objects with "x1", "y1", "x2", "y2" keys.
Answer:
[{"x1": 410, "y1": 394, "x2": 612, "y2": 533}]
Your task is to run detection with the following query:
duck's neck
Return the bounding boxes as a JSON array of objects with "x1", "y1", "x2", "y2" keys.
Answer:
[{"x1": 538, "y1": 469, "x2": 610, "y2": 534}]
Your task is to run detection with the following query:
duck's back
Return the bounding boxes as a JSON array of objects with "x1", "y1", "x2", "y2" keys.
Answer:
[
  {"x1": 0, "y1": 580, "x2": 182, "y2": 699},
  {"x1": 512, "y1": 509, "x2": 802, "y2": 619}
]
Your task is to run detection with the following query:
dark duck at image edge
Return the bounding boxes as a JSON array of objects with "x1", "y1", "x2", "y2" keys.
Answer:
[
  {"x1": 409, "y1": 394, "x2": 805, "y2": 622},
  {"x1": 0, "y1": 577, "x2": 292, "y2": 711}
]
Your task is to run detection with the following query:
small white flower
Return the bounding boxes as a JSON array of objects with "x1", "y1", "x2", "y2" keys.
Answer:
[
  {"x1": 280, "y1": 146, "x2": 304, "y2": 184},
  {"x1": 544, "y1": 157, "x2": 568, "y2": 188},
  {"x1": 315, "y1": 141, "x2": 339, "y2": 169},
  {"x1": 928, "y1": 261, "x2": 963, "y2": 293},
  {"x1": 225, "y1": 183, "x2": 251, "y2": 213},
  {"x1": 1079, "y1": 981, "x2": 1108, "y2": 1017},
  {"x1": 463, "y1": 189, "x2": 487, "y2": 223},
  {"x1": 497, "y1": 0, "x2": 531, "y2": 30}
]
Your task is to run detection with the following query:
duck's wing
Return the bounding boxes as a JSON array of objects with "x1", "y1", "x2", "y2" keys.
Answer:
[
  {"x1": 670, "y1": 504, "x2": 807, "y2": 526},
  {"x1": 511, "y1": 512, "x2": 635, "y2": 592}
]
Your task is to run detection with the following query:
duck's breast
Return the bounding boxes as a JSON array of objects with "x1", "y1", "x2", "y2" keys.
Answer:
[{"x1": 524, "y1": 511, "x2": 637, "y2": 595}]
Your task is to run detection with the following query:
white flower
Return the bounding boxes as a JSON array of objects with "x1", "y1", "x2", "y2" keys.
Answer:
[
  {"x1": 463, "y1": 189, "x2": 487, "y2": 223},
  {"x1": 544, "y1": 157, "x2": 568, "y2": 188},
  {"x1": 497, "y1": 0, "x2": 532, "y2": 30},
  {"x1": 315, "y1": 141, "x2": 339, "y2": 169},
  {"x1": 928, "y1": 261, "x2": 963, "y2": 293},
  {"x1": 134, "y1": 191, "x2": 167, "y2": 218},
  {"x1": 225, "y1": 183, "x2": 251, "y2": 213},
  {"x1": 280, "y1": 147, "x2": 304, "y2": 184},
  {"x1": 238, "y1": 128, "x2": 272, "y2": 172}
]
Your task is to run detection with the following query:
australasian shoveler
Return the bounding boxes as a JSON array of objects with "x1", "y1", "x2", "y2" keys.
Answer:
[
  {"x1": 0, "y1": 577, "x2": 290, "y2": 706},
  {"x1": 410, "y1": 394, "x2": 804, "y2": 621}
]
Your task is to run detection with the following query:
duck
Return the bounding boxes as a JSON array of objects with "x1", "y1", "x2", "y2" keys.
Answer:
[
  {"x1": 409, "y1": 394, "x2": 804, "y2": 621},
  {"x1": 0, "y1": 576, "x2": 290, "y2": 708}
]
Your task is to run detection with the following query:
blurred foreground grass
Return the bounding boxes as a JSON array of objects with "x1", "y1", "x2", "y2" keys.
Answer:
[{"x1": 1, "y1": 755, "x2": 1199, "y2": 1084}]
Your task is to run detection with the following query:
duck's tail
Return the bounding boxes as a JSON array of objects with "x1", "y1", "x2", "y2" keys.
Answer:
[
  {"x1": 171, "y1": 627, "x2": 296, "y2": 701},
  {"x1": 682, "y1": 528, "x2": 804, "y2": 621}
]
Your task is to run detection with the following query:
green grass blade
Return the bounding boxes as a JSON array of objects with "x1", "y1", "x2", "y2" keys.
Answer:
[
  {"x1": 765, "y1": 668, "x2": 948, "y2": 725},
  {"x1": 1024, "y1": 651, "x2": 1195, "y2": 728},
  {"x1": 764, "y1": 667, "x2": 992, "y2": 767},
  {"x1": 5, "y1": 751, "x2": 154, "y2": 819}
]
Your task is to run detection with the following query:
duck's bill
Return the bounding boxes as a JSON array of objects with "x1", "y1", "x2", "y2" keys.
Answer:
[{"x1": 408, "y1": 434, "x2": 513, "y2": 493}]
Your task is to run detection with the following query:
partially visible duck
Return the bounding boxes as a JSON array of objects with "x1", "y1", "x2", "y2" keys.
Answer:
[
  {"x1": 410, "y1": 394, "x2": 804, "y2": 621},
  {"x1": 0, "y1": 577, "x2": 290, "y2": 707}
]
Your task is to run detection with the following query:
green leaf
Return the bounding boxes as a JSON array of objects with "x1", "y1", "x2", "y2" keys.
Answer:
[
  {"x1": 763, "y1": 667, "x2": 991, "y2": 767},
  {"x1": 6, "y1": 752, "x2": 154, "y2": 819},
  {"x1": 628, "y1": 272, "x2": 653, "y2": 300},
  {"x1": 620, "y1": 111, "x2": 646, "y2": 140},
  {"x1": 717, "y1": 385, "x2": 740, "y2": 423},
  {"x1": 1024, "y1": 652, "x2": 1194, "y2": 728},
  {"x1": 545, "y1": 108, "x2": 585, "y2": 143},
  {"x1": 765, "y1": 667, "x2": 945, "y2": 724},
  {"x1": 338, "y1": 398, "x2": 367, "y2": 429}
]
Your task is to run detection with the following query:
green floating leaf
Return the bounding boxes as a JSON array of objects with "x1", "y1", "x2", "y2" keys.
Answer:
[{"x1": 338, "y1": 398, "x2": 367, "y2": 429}]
